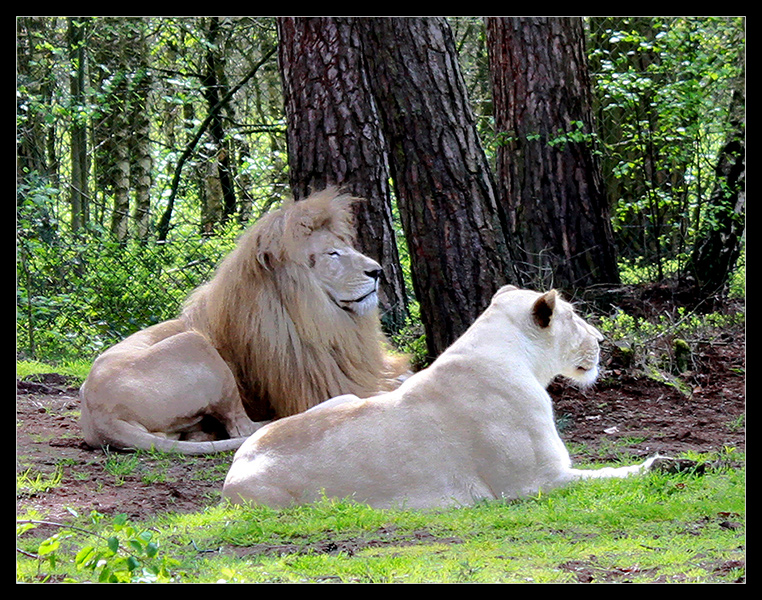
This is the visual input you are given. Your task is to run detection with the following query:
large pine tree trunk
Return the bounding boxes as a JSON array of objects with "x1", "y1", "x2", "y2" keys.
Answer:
[
  {"x1": 358, "y1": 17, "x2": 513, "y2": 359},
  {"x1": 277, "y1": 17, "x2": 409, "y2": 329},
  {"x1": 487, "y1": 17, "x2": 619, "y2": 292}
]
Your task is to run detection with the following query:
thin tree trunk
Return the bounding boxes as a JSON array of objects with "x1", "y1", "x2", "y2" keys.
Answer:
[
  {"x1": 277, "y1": 17, "x2": 409, "y2": 329},
  {"x1": 358, "y1": 17, "x2": 513, "y2": 359},
  {"x1": 131, "y1": 27, "x2": 153, "y2": 239},
  {"x1": 201, "y1": 17, "x2": 237, "y2": 224},
  {"x1": 68, "y1": 17, "x2": 89, "y2": 231},
  {"x1": 487, "y1": 17, "x2": 619, "y2": 292},
  {"x1": 156, "y1": 43, "x2": 276, "y2": 241},
  {"x1": 110, "y1": 122, "x2": 131, "y2": 239},
  {"x1": 688, "y1": 90, "x2": 745, "y2": 299},
  {"x1": 17, "y1": 18, "x2": 54, "y2": 180}
]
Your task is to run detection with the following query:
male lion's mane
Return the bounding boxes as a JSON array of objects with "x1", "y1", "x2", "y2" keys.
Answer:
[{"x1": 182, "y1": 189, "x2": 406, "y2": 421}]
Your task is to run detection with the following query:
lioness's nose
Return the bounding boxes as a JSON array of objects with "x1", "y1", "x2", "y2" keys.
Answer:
[{"x1": 365, "y1": 268, "x2": 382, "y2": 281}]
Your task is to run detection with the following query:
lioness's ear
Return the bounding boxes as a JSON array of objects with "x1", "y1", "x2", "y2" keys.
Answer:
[
  {"x1": 532, "y1": 290, "x2": 557, "y2": 328},
  {"x1": 495, "y1": 284, "x2": 519, "y2": 296}
]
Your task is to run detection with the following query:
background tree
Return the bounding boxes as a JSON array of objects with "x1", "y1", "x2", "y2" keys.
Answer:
[
  {"x1": 91, "y1": 17, "x2": 153, "y2": 239},
  {"x1": 17, "y1": 18, "x2": 57, "y2": 184},
  {"x1": 688, "y1": 88, "x2": 745, "y2": 299},
  {"x1": 587, "y1": 18, "x2": 745, "y2": 284},
  {"x1": 486, "y1": 17, "x2": 619, "y2": 293},
  {"x1": 199, "y1": 17, "x2": 238, "y2": 229},
  {"x1": 588, "y1": 17, "x2": 664, "y2": 265},
  {"x1": 357, "y1": 17, "x2": 514, "y2": 359},
  {"x1": 276, "y1": 17, "x2": 409, "y2": 329},
  {"x1": 68, "y1": 17, "x2": 89, "y2": 232},
  {"x1": 155, "y1": 19, "x2": 279, "y2": 240},
  {"x1": 16, "y1": 17, "x2": 745, "y2": 363}
]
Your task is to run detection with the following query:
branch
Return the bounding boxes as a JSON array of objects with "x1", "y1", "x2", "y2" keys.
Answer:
[{"x1": 156, "y1": 45, "x2": 278, "y2": 241}]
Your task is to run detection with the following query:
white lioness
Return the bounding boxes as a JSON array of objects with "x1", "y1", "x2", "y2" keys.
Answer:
[
  {"x1": 79, "y1": 190, "x2": 407, "y2": 455},
  {"x1": 223, "y1": 285, "x2": 660, "y2": 509}
]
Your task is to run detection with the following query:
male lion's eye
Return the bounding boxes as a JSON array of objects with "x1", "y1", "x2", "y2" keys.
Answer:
[{"x1": 328, "y1": 251, "x2": 341, "y2": 257}]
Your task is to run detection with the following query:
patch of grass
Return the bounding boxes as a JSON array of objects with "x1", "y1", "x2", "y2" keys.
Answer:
[
  {"x1": 17, "y1": 454, "x2": 745, "y2": 583},
  {"x1": 97, "y1": 448, "x2": 232, "y2": 488},
  {"x1": 17, "y1": 359, "x2": 91, "y2": 384},
  {"x1": 103, "y1": 452, "x2": 142, "y2": 486},
  {"x1": 17, "y1": 467, "x2": 64, "y2": 497}
]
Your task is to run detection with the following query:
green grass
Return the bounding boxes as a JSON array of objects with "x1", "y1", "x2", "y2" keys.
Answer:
[
  {"x1": 17, "y1": 457, "x2": 745, "y2": 583},
  {"x1": 17, "y1": 359, "x2": 91, "y2": 383},
  {"x1": 16, "y1": 467, "x2": 64, "y2": 497}
]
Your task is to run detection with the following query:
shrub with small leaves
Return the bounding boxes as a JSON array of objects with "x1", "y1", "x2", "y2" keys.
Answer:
[{"x1": 17, "y1": 512, "x2": 178, "y2": 583}]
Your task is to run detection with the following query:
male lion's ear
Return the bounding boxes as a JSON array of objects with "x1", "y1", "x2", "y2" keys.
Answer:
[
  {"x1": 257, "y1": 251, "x2": 275, "y2": 271},
  {"x1": 532, "y1": 290, "x2": 557, "y2": 328}
]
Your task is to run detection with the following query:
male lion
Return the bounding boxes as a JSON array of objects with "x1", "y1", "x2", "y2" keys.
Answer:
[
  {"x1": 79, "y1": 189, "x2": 408, "y2": 455},
  {"x1": 223, "y1": 285, "x2": 663, "y2": 509}
]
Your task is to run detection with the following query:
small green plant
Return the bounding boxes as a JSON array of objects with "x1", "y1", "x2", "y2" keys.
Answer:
[
  {"x1": 17, "y1": 512, "x2": 177, "y2": 583},
  {"x1": 17, "y1": 467, "x2": 64, "y2": 497},
  {"x1": 103, "y1": 451, "x2": 141, "y2": 485}
]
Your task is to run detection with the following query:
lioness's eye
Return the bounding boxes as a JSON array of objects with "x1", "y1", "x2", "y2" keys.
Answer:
[{"x1": 328, "y1": 250, "x2": 341, "y2": 257}]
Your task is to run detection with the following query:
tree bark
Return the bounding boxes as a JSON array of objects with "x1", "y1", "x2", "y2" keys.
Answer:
[
  {"x1": 277, "y1": 17, "x2": 408, "y2": 329},
  {"x1": 487, "y1": 17, "x2": 620, "y2": 292},
  {"x1": 358, "y1": 17, "x2": 513, "y2": 359},
  {"x1": 130, "y1": 25, "x2": 153, "y2": 239}
]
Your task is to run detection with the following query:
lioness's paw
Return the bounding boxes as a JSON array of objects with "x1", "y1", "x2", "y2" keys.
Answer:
[{"x1": 646, "y1": 456, "x2": 705, "y2": 475}]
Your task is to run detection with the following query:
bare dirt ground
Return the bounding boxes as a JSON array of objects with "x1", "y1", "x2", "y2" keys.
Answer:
[{"x1": 16, "y1": 295, "x2": 746, "y2": 526}]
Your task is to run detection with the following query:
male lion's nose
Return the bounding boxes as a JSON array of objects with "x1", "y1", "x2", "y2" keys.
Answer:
[{"x1": 365, "y1": 268, "x2": 382, "y2": 281}]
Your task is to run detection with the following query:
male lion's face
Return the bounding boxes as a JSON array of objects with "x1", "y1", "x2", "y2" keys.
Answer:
[{"x1": 306, "y1": 230, "x2": 382, "y2": 317}]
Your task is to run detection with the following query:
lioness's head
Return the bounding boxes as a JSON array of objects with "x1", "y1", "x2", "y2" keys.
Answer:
[
  {"x1": 252, "y1": 189, "x2": 382, "y2": 317},
  {"x1": 496, "y1": 285, "x2": 604, "y2": 387}
]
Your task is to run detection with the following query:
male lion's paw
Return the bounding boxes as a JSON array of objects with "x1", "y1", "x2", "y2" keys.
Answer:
[{"x1": 230, "y1": 420, "x2": 270, "y2": 438}]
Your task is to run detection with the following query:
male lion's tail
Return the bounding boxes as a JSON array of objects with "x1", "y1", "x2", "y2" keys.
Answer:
[{"x1": 85, "y1": 420, "x2": 254, "y2": 456}]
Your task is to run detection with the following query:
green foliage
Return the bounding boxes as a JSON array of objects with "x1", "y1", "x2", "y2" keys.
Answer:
[
  {"x1": 590, "y1": 17, "x2": 744, "y2": 274},
  {"x1": 17, "y1": 512, "x2": 177, "y2": 583},
  {"x1": 596, "y1": 299, "x2": 744, "y2": 380},
  {"x1": 16, "y1": 17, "x2": 746, "y2": 362},
  {"x1": 17, "y1": 467, "x2": 64, "y2": 497}
]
